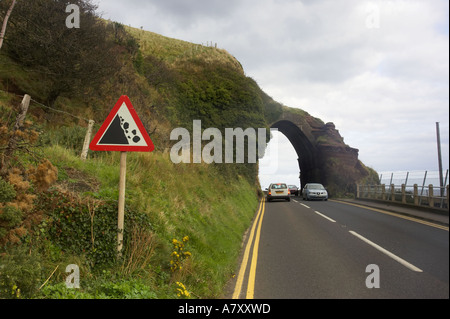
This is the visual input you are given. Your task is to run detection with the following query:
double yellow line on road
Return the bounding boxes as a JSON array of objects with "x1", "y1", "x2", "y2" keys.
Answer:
[{"x1": 232, "y1": 198, "x2": 266, "y2": 299}]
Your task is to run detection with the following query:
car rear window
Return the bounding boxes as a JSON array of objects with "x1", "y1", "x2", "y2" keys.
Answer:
[{"x1": 271, "y1": 183, "x2": 287, "y2": 189}]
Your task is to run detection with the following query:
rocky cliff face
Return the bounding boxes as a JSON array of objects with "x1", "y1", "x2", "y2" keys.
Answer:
[{"x1": 271, "y1": 107, "x2": 376, "y2": 196}]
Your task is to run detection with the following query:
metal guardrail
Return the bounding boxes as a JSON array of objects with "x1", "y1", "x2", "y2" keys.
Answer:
[{"x1": 356, "y1": 183, "x2": 449, "y2": 210}]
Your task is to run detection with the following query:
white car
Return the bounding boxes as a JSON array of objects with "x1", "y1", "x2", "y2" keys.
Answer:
[
  {"x1": 266, "y1": 183, "x2": 291, "y2": 202},
  {"x1": 302, "y1": 183, "x2": 328, "y2": 201}
]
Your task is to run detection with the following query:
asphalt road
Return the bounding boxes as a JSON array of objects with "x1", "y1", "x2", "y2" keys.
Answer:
[{"x1": 231, "y1": 198, "x2": 449, "y2": 299}]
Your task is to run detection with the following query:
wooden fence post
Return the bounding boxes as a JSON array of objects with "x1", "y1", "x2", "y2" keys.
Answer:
[
  {"x1": 1, "y1": 94, "x2": 31, "y2": 174},
  {"x1": 81, "y1": 119, "x2": 95, "y2": 160},
  {"x1": 117, "y1": 151, "x2": 127, "y2": 256},
  {"x1": 428, "y1": 184, "x2": 434, "y2": 208},
  {"x1": 401, "y1": 184, "x2": 406, "y2": 204},
  {"x1": 446, "y1": 185, "x2": 449, "y2": 210},
  {"x1": 390, "y1": 184, "x2": 395, "y2": 202},
  {"x1": 413, "y1": 184, "x2": 419, "y2": 206}
]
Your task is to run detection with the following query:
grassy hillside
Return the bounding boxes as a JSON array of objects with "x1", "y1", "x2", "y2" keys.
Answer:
[
  {"x1": 0, "y1": 89, "x2": 260, "y2": 298},
  {"x1": 0, "y1": 1, "x2": 278, "y2": 299},
  {"x1": 125, "y1": 25, "x2": 244, "y2": 71},
  {"x1": 42, "y1": 145, "x2": 259, "y2": 298}
]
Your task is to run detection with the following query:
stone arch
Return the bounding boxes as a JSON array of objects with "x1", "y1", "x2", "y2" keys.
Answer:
[
  {"x1": 270, "y1": 120, "x2": 322, "y2": 190},
  {"x1": 266, "y1": 106, "x2": 371, "y2": 196}
]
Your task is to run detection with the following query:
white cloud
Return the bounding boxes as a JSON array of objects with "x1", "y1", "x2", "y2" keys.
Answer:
[{"x1": 96, "y1": 0, "x2": 449, "y2": 181}]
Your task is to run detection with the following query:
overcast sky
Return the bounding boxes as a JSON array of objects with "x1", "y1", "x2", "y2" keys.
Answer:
[{"x1": 95, "y1": 0, "x2": 449, "y2": 187}]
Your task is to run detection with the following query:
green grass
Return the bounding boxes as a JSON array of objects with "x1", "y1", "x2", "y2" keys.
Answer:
[
  {"x1": 124, "y1": 25, "x2": 243, "y2": 72},
  {"x1": 2, "y1": 20, "x2": 264, "y2": 298},
  {"x1": 42, "y1": 145, "x2": 259, "y2": 298}
]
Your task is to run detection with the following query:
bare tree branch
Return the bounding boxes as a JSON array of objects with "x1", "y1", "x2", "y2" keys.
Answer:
[{"x1": 0, "y1": 0, "x2": 17, "y2": 50}]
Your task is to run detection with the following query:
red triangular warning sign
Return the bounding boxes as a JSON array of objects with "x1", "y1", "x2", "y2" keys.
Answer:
[{"x1": 90, "y1": 96, "x2": 155, "y2": 152}]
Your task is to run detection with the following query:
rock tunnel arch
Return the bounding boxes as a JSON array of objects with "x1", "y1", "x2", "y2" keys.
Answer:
[
  {"x1": 270, "y1": 120, "x2": 322, "y2": 191},
  {"x1": 266, "y1": 109, "x2": 368, "y2": 196}
]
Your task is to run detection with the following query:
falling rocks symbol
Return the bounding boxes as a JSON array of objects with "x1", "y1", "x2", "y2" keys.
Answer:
[
  {"x1": 98, "y1": 114, "x2": 142, "y2": 145},
  {"x1": 99, "y1": 114, "x2": 129, "y2": 145}
]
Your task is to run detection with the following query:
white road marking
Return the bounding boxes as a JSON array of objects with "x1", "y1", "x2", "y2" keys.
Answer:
[
  {"x1": 349, "y1": 231, "x2": 423, "y2": 272},
  {"x1": 314, "y1": 211, "x2": 336, "y2": 223},
  {"x1": 300, "y1": 203, "x2": 310, "y2": 209}
]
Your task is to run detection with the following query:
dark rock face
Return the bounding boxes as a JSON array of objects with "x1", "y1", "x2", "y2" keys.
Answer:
[{"x1": 270, "y1": 108, "x2": 370, "y2": 196}]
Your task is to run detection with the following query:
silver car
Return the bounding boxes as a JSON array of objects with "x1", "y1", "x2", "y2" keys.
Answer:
[{"x1": 302, "y1": 183, "x2": 328, "y2": 201}]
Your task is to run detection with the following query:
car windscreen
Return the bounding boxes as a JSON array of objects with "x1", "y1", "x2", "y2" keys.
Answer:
[{"x1": 308, "y1": 184, "x2": 325, "y2": 190}]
